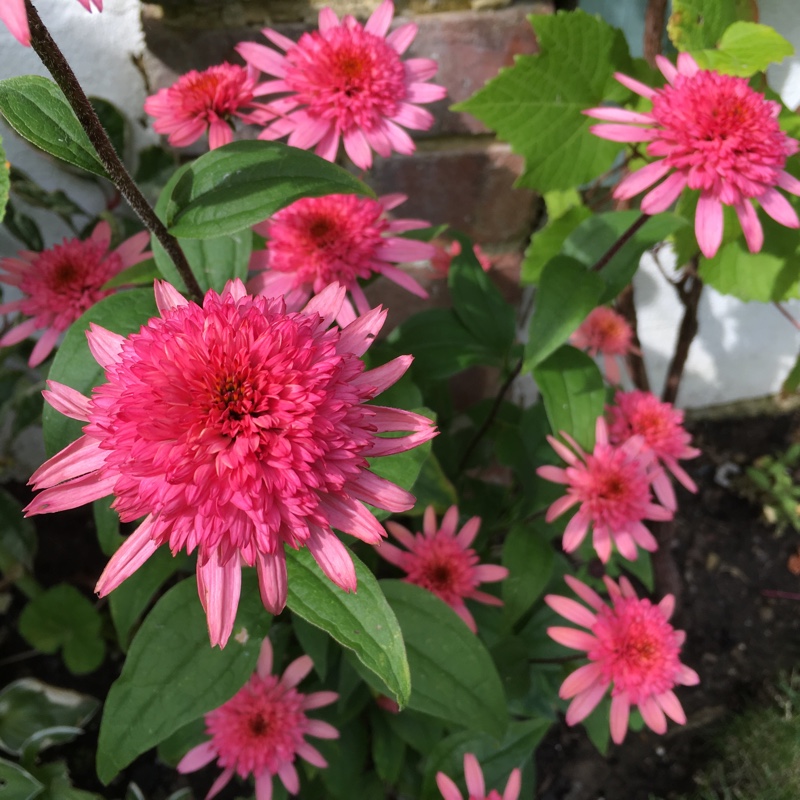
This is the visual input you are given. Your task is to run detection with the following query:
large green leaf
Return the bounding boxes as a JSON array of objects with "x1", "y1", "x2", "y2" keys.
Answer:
[
  {"x1": 380, "y1": 581, "x2": 508, "y2": 737},
  {"x1": 533, "y1": 345, "x2": 605, "y2": 451},
  {"x1": 0, "y1": 487, "x2": 36, "y2": 571},
  {"x1": 163, "y1": 140, "x2": 371, "y2": 239},
  {"x1": 420, "y1": 719, "x2": 550, "y2": 800},
  {"x1": 152, "y1": 164, "x2": 252, "y2": 293},
  {"x1": 286, "y1": 548, "x2": 410, "y2": 707},
  {"x1": 667, "y1": 0, "x2": 757, "y2": 51},
  {"x1": 96, "y1": 572, "x2": 270, "y2": 784},
  {"x1": 694, "y1": 22, "x2": 793, "y2": 76},
  {"x1": 524, "y1": 256, "x2": 605, "y2": 371},
  {"x1": 0, "y1": 77, "x2": 105, "y2": 177},
  {"x1": 0, "y1": 759, "x2": 43, "y2": 800},
  {"x1": 522, "y1": 204, "x2": 592, "y2": 285},
  {"x1": 455, "y1": 11, "x2": 633, "y2": 192},
  {"x1": 42, "y1": 290, "x2": 158, "y2": 457},
  {"x1": 502, "y1": 523, "x2": 555, "y2": 626}
]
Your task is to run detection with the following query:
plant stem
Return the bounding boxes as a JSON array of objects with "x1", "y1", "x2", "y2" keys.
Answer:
[
  {"x1": 24, "y1": 0, "x2": 203, "y2": 303},
  {"x1": 774, "y1": 302, "x2": 800, "y2": 332},
  {"x1": 616, "y1": 283, "x2": 651, "y2": 391},
  {"x1": 590, "y1": 213, "x2": 649, "y2": 273},
  {"x1": 458, "y1": 358, "x2": 523, "y2": 473},
  {"x1": 643, "y1": 0, "x2": 669, "y2": 66},
  {"x1": 662, "y1": 258, "x2": 703, "y2": 405}
]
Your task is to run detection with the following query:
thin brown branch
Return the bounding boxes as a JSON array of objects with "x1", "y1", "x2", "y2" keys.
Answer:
[
  {"x1": 662, "y1": 258, "x2": 703, "y2": 405},
  {"x1": 774, "y1": 301, "x2": 800, "y2": 332},
  {"x1": 643, "y1": 0, "x2": 669, "y2": 66},
  {"x1": 616, "y1": 283, "x2": 651, "y2": 391},
  {"x1": 24, "y1": 0, "x2": 203, "y2": 303},
  {"x1": 590, "y1": 213, "x2": 649, "y2": 273}
]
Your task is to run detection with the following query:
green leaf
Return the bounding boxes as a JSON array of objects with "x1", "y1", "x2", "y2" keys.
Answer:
[
  {"x1": 561, "y1": 211, "x2": 687, "y2": 302},
  {"x1": 96, "y1": 572, "x2": 270, "y2": 784},
  {"x1": 0, "y1": 487, "x2": 36, "y2": 571},
  {"x1": 667, "y1": 0, "x2": 756, "y2": 51},
  {"x1": 698, "y1": 229, "x2": 800, "y2": 302},
  {"x1": 524, "y1": 256, "x2": 605, "y2": 370},
  {"x1": 163, "y1": 140, "x2": 371, "y2": 238},
  {"x1": 455, "y1": 10, "x2": 633, "y2": 192},
  {"x1": 522, "y1": 205, "x2": 592, "y2": 285},
  {"x1": 532, "y1": 345, "x2": 605, "y2": 451},
  {"x1": 420, "y1": 718, "x2": 550, "y2": 800},
  {"x1": 369, "y1": 710, "x2": 405, "y2": 786},
  {"x1": 0, "y1": 759, "x2": 43, "y2": 800},
  {"x1": 19, "y1": 586, "x2": 105, "y2": 674},
  {"x1": 782, "y1": 351, "x2": 800, "y2": 395},
  {"x1": 0, "y1": 135, "x2": 8, "y2": 224},
  {"x1": 0, "y1": 679, "x2": 98, "y2": 757},
  {"x1": 109, "y1": 548, "x2": 180, "y2": 652},
  {"x1": 291, "y1": 615, "x2": 330, "y2": 680},
  {"x1": 92, "y1": 498, "x2": 122, "y2": 557},
  {"x1": 0, "y1": 77, "x2": 105, "y2": 177},
  {"x1": 286, "y1": 548, "x2": 410, "y2": 707},
  {"x1": 380, "y1": 580, "x2": 508, "y2": 737},
  {"x1": 43, "y1": 289, "x2": 158, "y2": 457},
  {"x1": 409, "y1": 451, "x2": 458, "y2": 515},
  {"x1": 390, "y1": 309, "x2": 500, "y2": 379},
  {"x1": 102, "y1": 259, "x2": 160, "y2": 290},
  {"x1": 448, "y1": 239, "x2": 515, "y2": 356},
  {"x1": 3, "y1": 202, "x2": 43, "y2": 251},
  {"x1": 28, "y1": 760, "x2": 101, "y2": 800},
  {"x1": 502, "y1": 523, "x2": 555, "y2": 626},
  {"x1": 694, "y1": 22, "x2": 793, "y2": 76}
]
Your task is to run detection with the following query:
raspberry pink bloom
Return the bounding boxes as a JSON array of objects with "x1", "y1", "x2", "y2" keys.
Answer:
[
  {"x1": 536, "y1": 418, "x2": 673, "y2": 563},
  {"x1": 2, "y1": 0, "x2": 101, "y2": 46},
  {"x1": 237, "y1": 0, "x2": 447, "y2": 170},
  {"x1": 145, "y1": 63, "x2": 275, "y2": 149},
  {"x1": 25, "y1": 280, "x2": 436, "y2": 647},
  {"x1": 436, "y1": 752, "x2": 521, "y2": 800},
  {"x1": 585, "y1": 53, "x2": 800, "y2": 259},
  {"x1": 178, "y1": 637, "x2": 338, "y2": 799},
  {"x1": 429, "y1": 239, "x2": 493, "y2": 278},
  {"x1": 249, "y1": 192, "x2": 432, "y2": 326},
  {"x1": 0, "y1": 221, "x2": 151, "y2": 367},
  {"x1": 377, "y1": 505, "x2": 508, "y2": 632},
  {"x1": 571, "y1": 306, "x2": 636, "y2": 385},
  {"x1": 608, "y1": 390, "x2": 700, "y2": 509},
  {"x1": 546, "y1": 574, "x2": 700, "y2": 744}
]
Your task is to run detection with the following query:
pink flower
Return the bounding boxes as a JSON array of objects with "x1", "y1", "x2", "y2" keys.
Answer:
[
  {"x1": 237, "y1": 0, "x2": 447, "y2": 170},
  {"x1": 377, "y1": 505, "x2": 508, "y2": 632},
  {"x1": 2, "y1": 0, "x2": 101, "y2": 46},
  {"x1": 585, "y1": 53, "x2": 800, "y2": 259},
  {"x1": 0, "y1": 221, "x2": 151, "y2": 367},
  {"x1": 25, "y1": 280, "x2": 436, "y2": 647},
  {"x1": 571, "y1": 306, "x2": 636, "y2": 385},
  {"x1": 536, "y1": 418, "x2": 673, "y2": 563},
  {"x1": 546, "y1": 574, "x2": 699, "y2": 744},
  {"x1": 608, "y1": 390, "x2": 700, "y2": 509},
  {"x1": 429, "y1": 239, "x2": 493, "y2": 278},
  {"x1": 250, "y1": 192, "x2": 432, "y2": 325},
  {"x1": 145, "y1": 63, "x2": 274, "y2": 149},
  {"x1": 436, "y1": 752, "x2": 521, "y2": 800},
  {"x1": 178, "y1": 637, "x2": 338, "y2": 799}
]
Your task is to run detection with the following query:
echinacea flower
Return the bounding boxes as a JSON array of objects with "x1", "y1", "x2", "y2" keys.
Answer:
[
  {"x1": 608, "y1": 390, "x2": 700, "y2": 509},
  {"x1": 536, "y1": 418, "x2": 673, "y2": 563},
  {"x1": 436, "y1": 752, "x2": 521, "y2": 800},
  {"x1": 571, "y1": 306, "x2": 636, "y2": 385},
  {"x1": 25, "y1": 280, "x2": 436, "y2": 647},
  {"x1": 237, "y1": 0, "x2": 447, "y2": 169},
  {"x1": 585, "y1": 53, "x2": 800, "y2": 259},
  {"x1": 546, "y1": 574, "x2": 699, "y2": 744},
  {"x1": 178, "y1": 637, "x2": 338, "y2": 799},
  {"x1": 377, "y1": 505, "x2": 508, "y2": 632},
  {"x1": 0, "y1": 221, "x2": 151, "y2": 367},
  {"x1": 2, "y1": 0, "x2": 101, "y2": 47},
  {"x1": 145, "y1": 63, "x2": 274, "y2": 149},
  {"x1": 250, "y1": 192, "x2": 432, "y2": 325}
]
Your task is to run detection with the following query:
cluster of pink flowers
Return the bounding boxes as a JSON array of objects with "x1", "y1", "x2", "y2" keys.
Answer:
[
  {"x1": 436, "y1": 753, "x2": 521, "y2": 800},
  {"x1": 144, "y1": 0, "x2": 445, "y2": 167},
  {"x1": 586, "y1": 53, "x2": 800, "y2": 258}
]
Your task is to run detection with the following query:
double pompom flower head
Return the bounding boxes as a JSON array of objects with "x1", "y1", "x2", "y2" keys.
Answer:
[{"x1": 26, "y1": 279, "x2": 435, "y2": 648}]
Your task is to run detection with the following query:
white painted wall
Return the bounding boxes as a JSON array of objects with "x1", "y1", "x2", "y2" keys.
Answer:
[{"x1": 1, "y1": 0, "x2": 800, "y2": 409}]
